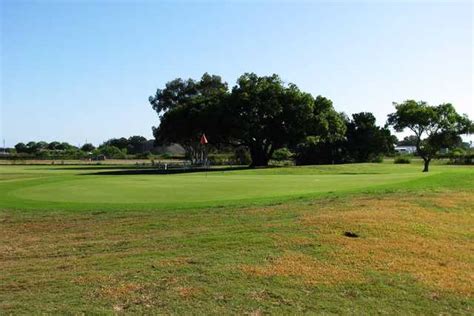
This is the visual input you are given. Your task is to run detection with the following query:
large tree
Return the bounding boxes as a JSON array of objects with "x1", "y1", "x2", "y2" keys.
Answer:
[
  {"x1": 149, "y1": 73, "x2": 228, "y2": 163},
  {"x1": 104, "y1": 137, "x2": 129, "y2": 150},
  {"x1": 387, "y1": 100, "x2": 472, "y2": 172},
  {"x1": 345, "y1": 112, "x2": 396, "y2": 162},
  {"x1": 225, "y1": 73, "x2": 345, "y2": 166},
  {"x1": 127, "y1": 136, "x2": 148, "y2": 154}
]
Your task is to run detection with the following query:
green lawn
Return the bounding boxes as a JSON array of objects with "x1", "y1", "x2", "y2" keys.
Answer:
[
  {"x1": 1, "y1": 162, "x2": 473, "y2": 314},
  {"x1": 0, "y1": 162, "x2": 467, "y2": 212}
]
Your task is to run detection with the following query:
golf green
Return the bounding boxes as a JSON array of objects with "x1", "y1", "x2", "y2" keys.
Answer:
[{"x1": 0, "y1": 163, "x2": 433, "y2": 211}]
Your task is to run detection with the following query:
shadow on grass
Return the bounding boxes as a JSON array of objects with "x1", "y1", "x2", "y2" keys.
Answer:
[{"x1": 80, "y1": 166, "x2": 253, "y2": 176}]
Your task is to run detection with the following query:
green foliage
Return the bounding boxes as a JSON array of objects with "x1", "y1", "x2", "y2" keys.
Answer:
[
  {"x1": 397, "y1": 135, "x2": 418, "y2": 146},
  {"x1": 370, "y1": 154, "x2": 384, "y2": 163},
  {"x1": 345, "y1": 112, "x2": 396, "y2": 162},
  {"x1": 104, "y1": 137, "x2": 128, "y2": 150},
  {"x1": 150, "y1": 73, "x2": 228, "y2": 163},
  {"x1": 387, "y1": 100, "x2": 472, "y2": 172},
  {"x1": 150, "y1": 72, "x2": 346, "y2": 167},
  {"x1": 208, "y1": 154, "x2": 231, "y2": 165},
  {"x1": 227, "y1": 75, "x2": 345, "y2": 166},
  {"x1": 233, "y1": 146, "x2": 252, "y2": 165},
  {"x1": 294, "y1": 136, "x2": 345, "y2": 165},
  {"x1": 80, "y1": 143, "x2": 95, "y2": 152},
  {"x1": 127, "y1": 136, "x2": 148, "y2": 154},
  {"x1": 394, "y1": 156, "x2": 411, "y2": 164},
  {"x1": 294, "y1": 112, "x2": 395, "y2": 165},
  {"x1": 272, "y1": 148, "x2": 293, "y2": 161},
  {"x1": 14, "y1": 142, "x2": 28, "y2": 153},
  {"x1": 13, "y1": 141, "x2": 80, "y2": 158},
  {"x1": 135, "y1": 151, "x2": 152, "y2": 159},
  {"x1": 95, "y1": 145, "x2": 127, "y2": 159},
  {"x1": 447, "y1": 147, "x2": 474, "y2": 165}
]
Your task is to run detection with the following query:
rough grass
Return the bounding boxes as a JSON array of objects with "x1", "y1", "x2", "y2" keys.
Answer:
[
  {"x1": 243, "y1": 192, "x2": 473, "y2": 295},
  {"x1": 1, "y1": 163, "x2": 473, "y2": 314}
]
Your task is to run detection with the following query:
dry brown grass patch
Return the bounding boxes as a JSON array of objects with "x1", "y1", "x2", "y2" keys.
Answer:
[
  {"x1": 241, "y1": 192, "x2": 473, "y2": 295},
  {"x1": 299, "y1": 192, "x2": 474, "y2": 295},
  {"x1": 241, "y1": 252, "x2": 359, "y2": 285},
  {"x1": 175, "y1": 286, "x2": 201, "y2": 299},
  {"x1": 99, "y1": 282, "x2": 144, "y2": 300}
]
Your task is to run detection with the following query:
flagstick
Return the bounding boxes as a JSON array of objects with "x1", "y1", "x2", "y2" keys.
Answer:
[{"x1": 200, "y1": 133, "x2": 209, "y2": 179}]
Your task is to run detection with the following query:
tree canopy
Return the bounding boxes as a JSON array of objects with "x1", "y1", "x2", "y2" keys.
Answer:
[
  {"x1": 345, "y1": 112, "x2": 396, "y2": 162},
  {"x1": 149, "y1": 73, "x2": 228, "y2": 163},
  {"x1": 150, "y1": 72, "x2": 346, "y2": 166},
  {"x1": 387, "y1": 100, "x2": 472, "y2": 172}
]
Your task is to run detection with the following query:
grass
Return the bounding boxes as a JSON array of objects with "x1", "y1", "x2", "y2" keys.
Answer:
[{"x1": 0, "y1": 162, "x2": 473, "y2": 314}]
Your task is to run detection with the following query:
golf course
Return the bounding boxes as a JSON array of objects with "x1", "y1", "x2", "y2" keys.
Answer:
[{"x1": 1, "y1": 161, "x2": 473, "y2": 314}]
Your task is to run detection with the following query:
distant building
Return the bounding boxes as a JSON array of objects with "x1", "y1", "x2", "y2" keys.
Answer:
[{"x1": 395, "y1": 146, "x2": 416, "y2": 154}]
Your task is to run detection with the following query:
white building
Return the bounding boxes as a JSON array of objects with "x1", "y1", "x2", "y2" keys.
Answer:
[{"x1": 395, "y1": 146, "x2": 416, "y2": 154}]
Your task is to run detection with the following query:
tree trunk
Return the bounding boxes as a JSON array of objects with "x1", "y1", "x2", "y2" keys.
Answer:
[
  {"x1": 249, "y1": 147, "x2": 270, "y2": 167},
  {"x1": 422, "y1": 158, "x2": 430, "y2": 172}
]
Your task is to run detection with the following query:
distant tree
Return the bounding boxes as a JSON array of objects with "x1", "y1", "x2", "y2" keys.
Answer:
[
  {"x1": 387, "y1": 100, "x2": 472, "y2": 172},
  {"x1": 81, "y1": 143, "x2": 95, "y2": 152},
  {"x1": 104, "y1": 137, "x2": 129, "y2": 150},
  {"x1": 15, "y1": 142, "x2": 28, "y2": 153},
  {"x1": 36, "y1": 141, "x2": 48, "y2": 150},
  {"x1": 56, "y1": 142, "x2": 75, "y2": 151},
  {"x1": 25, "y1": 141, "x2": 37, "y2": 154},
  {"x1": 47, "y1": 141, "x2": 61, "y2": 150},
  {"x1": 345, "y1": 112, "x2": 396, "y2": 162},
  {"x1": 397, "y1": 135, "x2": 418, "y2": 147},
  {"x1": 127, "y1": 136, "x2": 148, "y2": 154},
  {"x1": 96, "y1": 145, "x2": 126, "y2": 159}
]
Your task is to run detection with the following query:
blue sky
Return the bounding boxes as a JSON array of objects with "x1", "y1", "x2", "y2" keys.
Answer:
[{"x1": 1, "y1": 0, "x2": 472, "y2": 146}]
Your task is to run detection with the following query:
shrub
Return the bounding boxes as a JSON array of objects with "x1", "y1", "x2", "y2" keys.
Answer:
[
  {"x1": 369, "y1": 154, "x2": 384, "y2": 163},
  {"x1": 233, "y1": 147, "x2": 251, "y2": 165},
  {"x1": 160, "y1": 153, "x2": 172, "y2": 159},
  {"x1": 394, "y1": 156, "x2": 411, "y2": 164},
  {"x1": 272, "y1": 148, "x2": 293, "y2": 161},
  {"x1": 136, "y1": 151, "x2": 152, "y2": 159},
  {"x1": 208, "y1": 154, "x2": 230, "y2": 165}
]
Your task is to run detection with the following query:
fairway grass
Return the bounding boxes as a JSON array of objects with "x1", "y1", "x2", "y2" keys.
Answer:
[
  {"x1": 1, "y1": 163, "x2": 473, "y2": 314},
  {"x1": 0, "y1": 162, "x2": 468, "y2": 212}
]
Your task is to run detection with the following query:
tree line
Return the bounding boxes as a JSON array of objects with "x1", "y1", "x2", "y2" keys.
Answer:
[
  {"x1": 150, "y1": 73, "x2": 472, "y2": 171},
  {"x1": 10, "y1": 136, "x2": 158, "y2": 160}
]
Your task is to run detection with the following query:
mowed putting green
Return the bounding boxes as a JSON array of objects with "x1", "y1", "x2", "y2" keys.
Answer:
[{"x1": 0, "y1": 162, "x2": 453, "y2": 211}]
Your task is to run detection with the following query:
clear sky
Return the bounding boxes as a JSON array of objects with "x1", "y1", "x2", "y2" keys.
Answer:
[{"x1": 1, "y1": 0, "x2": 472, "y2": 146}]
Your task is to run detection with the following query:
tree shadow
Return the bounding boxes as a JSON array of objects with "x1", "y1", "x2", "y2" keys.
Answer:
[{"x1": 80, "y1": 166, "x2": 252, "y2": 176}]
